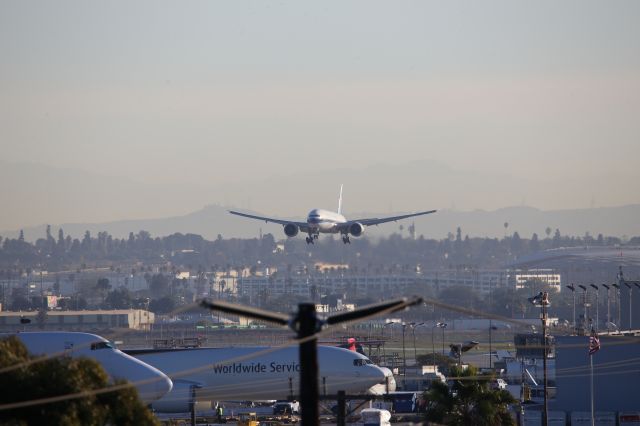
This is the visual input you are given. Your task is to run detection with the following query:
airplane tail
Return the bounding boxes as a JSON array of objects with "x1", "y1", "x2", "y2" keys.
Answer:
[{"x1": 337, "y1": 184, "x2": 344, "y2": 215}]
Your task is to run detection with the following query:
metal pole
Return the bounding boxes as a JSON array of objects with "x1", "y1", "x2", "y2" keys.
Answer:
[
  {"x1": 590, "y1": 354, "x2": 595, "y2": 426},
  {"x1": 401, "y1": 323, "x2": 406, "y2": 390},
  {"x1": 603, "y1": 284, "x2": 611, "y2": 332},
  {"x1": 590, "y1": 284, "x2": 599, "y2": 332},
  {"x1": 412, "y1": 326, "x2": 417, "y2": 363},
  {"x1": 542, "y1": 296, "x2": 548, "y2": 426},
  {"x1": 489, "y1": 319, "x2": 493, "y2": 369},
  {"x1": 431, "y1": 325, "x2": 436, "y2": 367},
  {"x1": 298, "y1": 303, "x2": 319, "y2": 426},
  {"x1": 442, "y1": 324, "x2": 446, "y2": 357},
  {"x1": 336, "y1": 390, "x2": 346, "y2": 426},
  {"x1": 629, "y1": 286, "x2": 633, "y2": 331}
]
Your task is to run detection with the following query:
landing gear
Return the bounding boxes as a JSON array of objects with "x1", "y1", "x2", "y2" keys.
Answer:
[
  {"x1": 342, "y1": 235, "x2": 351, "y2": 244},
  {"x1": 306, "y1": 236, "x2": 314, "y2": 244}
]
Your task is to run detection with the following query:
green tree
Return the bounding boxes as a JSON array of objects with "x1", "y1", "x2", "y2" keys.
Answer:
[
  {"x1": 150, "y1": 274, "x2": 170, "y2": 296},
  {"x1": 104, "y1": 288, "x2": 132, "y2": 310},
  {"x1": 425, "y1": 365, "x2": 516, "y2": 425},
  {"x1": 148, "y1": 296, "x2": 176, "y2": 314},
  {"x1": 0, "y1": 336, "x2": 158, "y2": 425}
]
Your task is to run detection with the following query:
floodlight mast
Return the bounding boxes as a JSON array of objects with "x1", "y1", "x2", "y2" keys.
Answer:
[
  {"x1": 529, "y1": 291, "x2": 550, "y2": 426},
  {"x1": 200, "y1": 296, "x2": 423, "y2": 426}
]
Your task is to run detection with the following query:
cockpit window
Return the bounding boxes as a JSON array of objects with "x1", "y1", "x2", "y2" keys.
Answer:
[
  {"x1": 90, "y1": 341, "x2": 114, "y2": 350},
  {"x1": 353, "y1": 359, "x2": 373, "y2": 366}
]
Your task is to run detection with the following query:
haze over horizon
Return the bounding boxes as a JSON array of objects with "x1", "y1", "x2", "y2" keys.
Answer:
[{"x1": 1, "y1": 1, "x2": 639, "y2": 230}]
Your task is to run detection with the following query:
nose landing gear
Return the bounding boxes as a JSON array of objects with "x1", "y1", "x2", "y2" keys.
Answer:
[{"x1": 342, "y1": 235, "x2": 351, "y2": 244}]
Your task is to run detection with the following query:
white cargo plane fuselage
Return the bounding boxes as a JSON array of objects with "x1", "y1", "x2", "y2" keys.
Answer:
[
  {"x1": 11, "y1": 332, "x2": 173, "y2": 403},
  {"x1": 126, "y1": 345, "x2": 388, "y2": 413},
  {"x1": 229, "y1": 186, "x2": 436, "y2": 244}
]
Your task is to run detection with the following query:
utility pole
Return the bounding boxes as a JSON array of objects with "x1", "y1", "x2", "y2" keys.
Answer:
[{"x1": 200, "y1": 297, "x2": 422, "y2": 426}]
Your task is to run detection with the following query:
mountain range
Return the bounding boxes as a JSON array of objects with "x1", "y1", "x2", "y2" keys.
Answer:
[
  {"x1": 1, "y1": 160, "x2": 639, "y2": 240},
  {"x1": 4, "y1": 203, "x2": 640, "y2": 242}
]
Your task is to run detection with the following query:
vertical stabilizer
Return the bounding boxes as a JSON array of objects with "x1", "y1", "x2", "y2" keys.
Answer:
[{"x1": 337, "y1": 184, "x2": 344, "y2": 215}]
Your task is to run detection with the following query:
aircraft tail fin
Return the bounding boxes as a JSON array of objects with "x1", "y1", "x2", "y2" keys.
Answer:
[{"x1": 337, "y1": 184, "x2": 344, "y2": 215}]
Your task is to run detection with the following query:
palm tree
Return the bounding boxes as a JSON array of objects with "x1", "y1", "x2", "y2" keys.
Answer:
[{"x1": 425, "y1": 365, "x2": 516, "y2": 425}]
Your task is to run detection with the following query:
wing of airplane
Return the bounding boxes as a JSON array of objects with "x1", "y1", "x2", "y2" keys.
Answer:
[
  {"x1": 347, "y1": 210, "x2": 437, "y2": 227},
  {"x1": 228, "y1": 210, "x2": 309, "y2": 232}
]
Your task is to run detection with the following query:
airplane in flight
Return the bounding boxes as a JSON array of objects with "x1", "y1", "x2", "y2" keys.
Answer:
[
  {"x1": 11, "y1": 332, "x2": 173, "y2": 403},
  {"x1": 125, "y1": 345, "x2": 388, "y2": 412},
  {"x1": 229, "y1": 185, "x2": 436, "y2": 244}
]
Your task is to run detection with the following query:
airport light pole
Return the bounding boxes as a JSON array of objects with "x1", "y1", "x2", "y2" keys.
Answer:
[
  {"x1": 431, "y1": 322, "x2": 446, "y2": 368},
  {"x1": 410, "y1": 322, "x2": 424, "y2": 363},
  {"x1": 590, "y1": 284, "x2": 599, "y2": 332},
  {"x1": 635, "y1": 283, "x2": 640, "y2": 329},
  {"x1": 200, "y1": 297, "x2": 422, "y2": 426},
  {"x1": 602, "y1": 284, "x2": 611, "y2": 332},
  {"x1": 529, "y1": 292, "x2": 550, "y2": 426},
  {"x1": 578, "y1": 285, "x2": 589, "y2": 332},
  {"x1": 382, "y1": 321, "x2": 397, "y2": 365},
  {"x1": 566, "y1": 284, "x2": 576, "y2": 333},
  {"x1": 624, "y1": 282, "x2": 632, "y2": 331},
  {"x1": 612, "y1": 283, "x2": 621, "y2": 330},
  {"x1": 441, "y1": 323, "x2": 447, "y2": 357},
  {"x1": 401, "y1": 322, "x2": 407, "y2": 389}
]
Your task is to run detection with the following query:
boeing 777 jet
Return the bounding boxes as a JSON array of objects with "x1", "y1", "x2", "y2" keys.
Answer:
[{"x1": 229, "y1": 186, "x2": 436, "y2": 244}]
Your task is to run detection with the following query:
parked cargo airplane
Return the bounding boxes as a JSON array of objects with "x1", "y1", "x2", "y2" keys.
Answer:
[
  {"x1": 11, "y1": 332, "x2": 173, "y2": 403},
  {"x1": 229, "y1": 185, "x2": 436, "y2": 244},
  {"x1": 125, "y1": 345, "x2": 388, "y2": 412}
]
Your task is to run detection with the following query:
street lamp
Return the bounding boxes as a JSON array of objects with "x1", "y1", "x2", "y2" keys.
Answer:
[
  {"x1": 624, "y1": 282, "x2": 632, "y2": 331},
  {"x1": 529, "y1": 291, "x2": 550, "y2": 426},
  {"x1": 578, "y1": 285, "x2": 589, "y2": 332},
  {"x1": 432, "y1": 322, "x2": 446, "y2": 368},
  {"x1": 382, "y1": 321, "x2": 397, "y2": 366},
  {"x1": 613, "y1": 283, "x2": 621, "y2": 330},
  {"x1": 590, "y1": 284, "x2": 599, "y2": 332},
  {"x1": 440, "y1": 323, "x2": 447, "y2": 358},
  {"x1": 602, "y1": 284, "x2": 612, "y2": 332},
  {"x1": 635, "y1": 283, "x2": 640, "y2": 330},
  {"x1": 401, "y1": 322, "x2": 407, "y2": 390},
  {"x1": 566, "y1": 284, "x2": 576, "y2": 333},
  {"x1": 410, "y1": 322, "x2": 424, "y2": 363}
]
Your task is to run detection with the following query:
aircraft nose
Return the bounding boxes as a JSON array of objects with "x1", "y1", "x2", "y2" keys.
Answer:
[
  {"x1": 137, "y1": 371, "x2": 173, "y2": 403},
  {"x1": 369, "y1": 365, "x2": 388, "y2": 382},
  {"x1": 155, "y1": 375, "x2": 173, "y2": 400}
]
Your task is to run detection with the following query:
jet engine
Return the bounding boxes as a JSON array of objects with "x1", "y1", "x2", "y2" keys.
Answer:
[
  {"x1": 349, "y1": 222, "x2": 365, "y2": 237},
  {"x1": 283, "y1": 223, "x2": 299, "y2": 237}
]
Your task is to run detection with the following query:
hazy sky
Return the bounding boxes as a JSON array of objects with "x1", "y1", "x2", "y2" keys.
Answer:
[{"x1": 1, "y1": 1, "x2": 639, "y2": 224}]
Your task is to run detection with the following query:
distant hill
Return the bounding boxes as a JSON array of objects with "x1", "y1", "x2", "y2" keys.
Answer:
[
  {"x1": 5, "y1": 204, "x2": 640, "y2": 242},
  {"x1": 1, "y1": 159, "x2": 639, "y2": 240}
]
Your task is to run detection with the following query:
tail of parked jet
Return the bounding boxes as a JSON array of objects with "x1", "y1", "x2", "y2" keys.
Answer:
[{"x1": 337, "y1": 184, "x2": 343, "y2": 215}]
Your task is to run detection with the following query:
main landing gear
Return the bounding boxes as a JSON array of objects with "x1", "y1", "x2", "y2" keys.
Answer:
[{"x1": 342, "y1": 235, "x2": 350, "y2": 244}]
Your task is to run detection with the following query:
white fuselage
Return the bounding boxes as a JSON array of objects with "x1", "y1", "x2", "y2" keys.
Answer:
[
  {"x1": 129, "y1": 345, "x2": 386, "y2": 410},
  {"x1": 306, "y1": 209, "x2": 347, "y2": 234},
  {"x1": 11, "y1": 332, "x2": 173, "y2": 403}
]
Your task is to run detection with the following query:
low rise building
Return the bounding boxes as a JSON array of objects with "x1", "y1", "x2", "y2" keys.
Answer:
[{"x1": 0, "y1": 309, "x2": 154, "y2": 332}]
